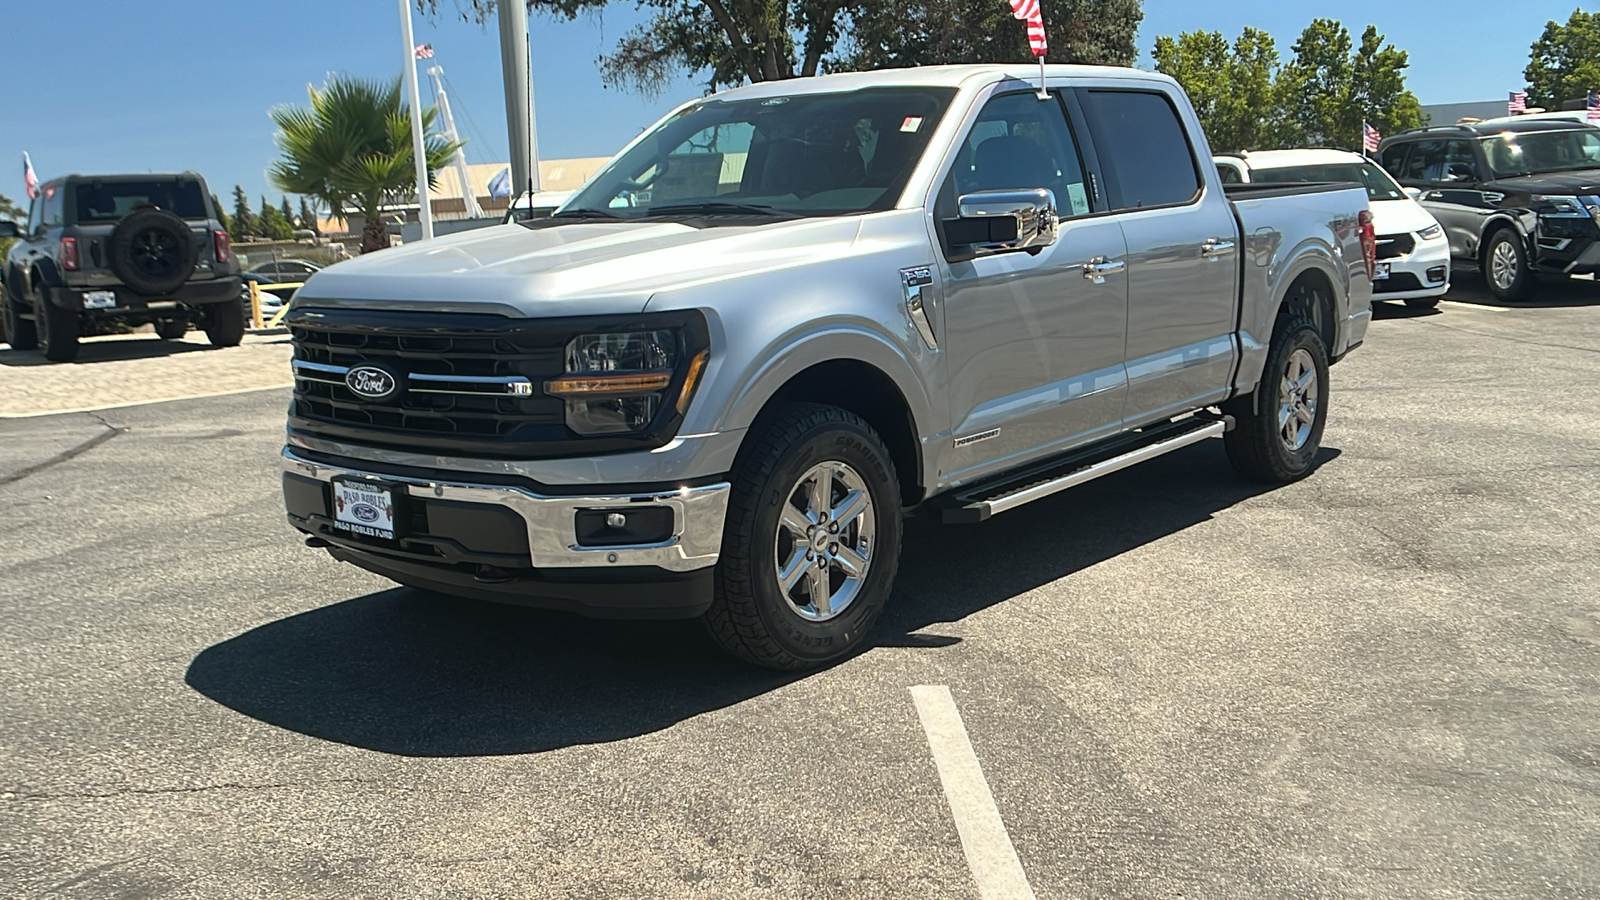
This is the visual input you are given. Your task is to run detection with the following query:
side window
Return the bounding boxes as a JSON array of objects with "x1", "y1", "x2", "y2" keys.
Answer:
[
  {"x1": 1400, "y1": 141, "x2": 1478, "y2": 183},
  {"x1": 1216, "y1": 163, "x2": 1243, "y2": 184},
  {"x1": 1079, "y1": 90, "x2": 1201, "y2": 209},
  {"x1": 1378, "y1": 144, "x2": 1409, "y2": 179},
  {"x1": 1442, "y1": 141, "x2": 1481, "y2": 183},
  {"x1": 41, "y1": 185, "x2": 64, "y2": 228},
  {"x1": 949, "y1": 92, "x2": 1091, "y2": 217}
]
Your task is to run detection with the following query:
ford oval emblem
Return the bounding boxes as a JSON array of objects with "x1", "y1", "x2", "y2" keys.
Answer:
[
  {"x1": 351, "y1": 503, "x2": 380, "y2": 522},
  {"x1": 346, "y1": 365, "x2": 398, "y2": 400}
]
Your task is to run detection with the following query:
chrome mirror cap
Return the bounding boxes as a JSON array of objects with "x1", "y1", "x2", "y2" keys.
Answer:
[{"x1": 954, "y1": 188, "x2": 1058, "y2": 255}]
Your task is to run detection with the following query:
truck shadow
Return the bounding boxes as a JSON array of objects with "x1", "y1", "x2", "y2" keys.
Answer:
[
  {"x1": 0, "y1": 336, "x2": 217, "y2": 366},
  {"x1": 185, "y1": 441, "x2": 1339, "y2": 757}
]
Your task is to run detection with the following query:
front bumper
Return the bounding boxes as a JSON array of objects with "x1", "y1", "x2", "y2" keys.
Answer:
[
  {"x1": 1374, "y1": 236, "x2": 1450, "y2": 300},
  {"x1": 281, "y1": 448, "x2": 731, "y2": 618}
]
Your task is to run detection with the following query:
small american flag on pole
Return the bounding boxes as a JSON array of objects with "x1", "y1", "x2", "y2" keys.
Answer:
[
  {"x1": 1588, "y1": 92, "x2": 1600, "y2": 122},
  {"x1": 23, "y1": 151, "x2": 37, "y2": 200},
  {"x1": 1509, "y1": 91, "x2": 1527, "y2": 114},
  {"x1": 1362, "y1": 122, "x2": 1381, "y2": 154},
  {"x1": 1009, "y1": 0, "x2": 1048, "y2": 57},
  {"x1": 414, "y1": 42, "x2": 434, "y2": 60}
]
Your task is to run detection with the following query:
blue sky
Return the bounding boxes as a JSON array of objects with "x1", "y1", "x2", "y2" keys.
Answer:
[{"x1": 1, "y1": 0, "x2": 1583, "y2": 209}]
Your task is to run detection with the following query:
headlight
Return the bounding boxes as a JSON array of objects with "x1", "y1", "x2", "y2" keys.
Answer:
[
  {"x1": 1532, "y1": 194, "x2": 1592, "y2": 218},
  {"x1": 1417, "y1": 223, "x2": 1443, "y2": 241},
  {"x1": 546, "y1": 330, "x2": 707, "y2": 435}
]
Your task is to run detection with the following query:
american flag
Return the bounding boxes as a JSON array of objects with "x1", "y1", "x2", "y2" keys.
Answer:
[
  {"x1": 1362, "y1": 122, "x2": 1381, "y2": 153},
  {"x1": 414, "y1": 43, "x2": 434, "y2": 60},
  {"x1": 22, "y1": 152, "x2": 37, "y2": 200},
  {"x1": 1009, "y1": 0, "x2": 1048, "y2": 57},
  {"x1": 1509, "y1": 91, "x2": 1527, "y2": 114},
  {"x1": 1589, "y1": 92, "x2": 1600, "y2": 122}
]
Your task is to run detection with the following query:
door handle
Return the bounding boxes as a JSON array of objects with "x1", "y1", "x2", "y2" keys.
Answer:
[
  {"x1": 1201, "y1": 238, "x2": 1236, "y2": 257},
  {"x1": 1082, "y1": 256, "x2": 1125, "y2": 282},
  {"x1": 1424, "y1": 190, "x2": 1443, "y2": 200}
]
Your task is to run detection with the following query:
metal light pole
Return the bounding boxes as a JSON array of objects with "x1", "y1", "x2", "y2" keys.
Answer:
[
  {"x1": 497, "y1": 0, "x2": 540, "y2": 199},
  {"x1": 427, "y1": 65, "x2": 486, "y2": 219},
  {"x1": 399, "y1": 0, "x2": 433, "y2": 240}
]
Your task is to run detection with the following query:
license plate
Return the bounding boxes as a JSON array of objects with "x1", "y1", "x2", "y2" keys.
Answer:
[
  {"x1": 1373, "y1": 262, "x2": 1390, "y2": 280},
  {"x1": 331, "y1": 478, "x2": 400, "y2": 540},
  {"x1": 83, "y1": 290, "x2": 117, "y2": 309}
]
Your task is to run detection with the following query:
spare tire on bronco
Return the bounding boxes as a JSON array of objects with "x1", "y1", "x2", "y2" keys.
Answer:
[{"x1": 108, "y1": 208, "x2": 197, "y2": 295}]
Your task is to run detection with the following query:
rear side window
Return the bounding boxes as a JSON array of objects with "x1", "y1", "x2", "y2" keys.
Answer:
[
  {"x1": 1080, "y1": 90, "x2": 1201, "y2": 209},
  {"x1": 73, "y1": 180, "x2": 208, "y2": 224}
]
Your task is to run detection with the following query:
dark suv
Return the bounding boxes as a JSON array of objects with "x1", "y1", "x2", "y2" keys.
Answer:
[
  {"x1": 1377, "y1": 119, "x2": 1600, "y2": 300},
  {"x1": 0, "y1": 172, "x2": 242, "y2": 361}
]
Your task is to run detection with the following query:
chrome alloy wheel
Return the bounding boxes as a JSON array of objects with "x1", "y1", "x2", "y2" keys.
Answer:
[
  {"x1": 774, "y1": 461, "x2": 876, "y2": 622},
  {"x1": 1489, "y1": 238, "x2": 1519, "y2": 292},
  {"x1": 1278, "y1": 348, "x2": 1319, "y2": 452}
]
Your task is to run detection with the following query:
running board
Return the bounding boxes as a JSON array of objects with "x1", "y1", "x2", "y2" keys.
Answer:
[{"x1": 940, "y1": 417, "x2": 1229, "y2": 524}]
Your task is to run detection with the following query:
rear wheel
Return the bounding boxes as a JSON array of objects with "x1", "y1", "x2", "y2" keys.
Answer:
[
  {"x1": 1222, "y1": 319, "x2": 1329, "y2": 483},
  {"x1": 2, "y1": 285, "x2": 38, "y2": 350},
  {"x1": 702, "y1": 403, "x2": 903, "y2": 670},
  {"x1": 203, "y1": 300, "x2": 244, "y2": 347},
  {"x1": 34, "y1": 285, "x2": 80, "y2": 362},
  {"x1": 155, "y1": 318, "x2": 189, "y2": 340}
]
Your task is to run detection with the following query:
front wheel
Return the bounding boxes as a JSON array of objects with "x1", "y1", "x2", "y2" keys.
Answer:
[
  {"x1": 203, "y1": 300, "x2": 245, "y2": 347},
  {"x1": 1484, "y1": 229, "x2": 1533, "y2": 301},
  {"x1": 702, "y1": 403, "x2": 903, "y2": 670},
  {"x1": 2, "y1": 288, "x2": 38, "y2": 350},
  {"x1": 155, "y1": 318, "x2": 189, "y2": 340},
  {"x1": 1222, "y1": 320, "x2": 1330, "y2": 483}
]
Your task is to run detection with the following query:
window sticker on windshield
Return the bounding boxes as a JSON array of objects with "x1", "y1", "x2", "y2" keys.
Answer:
[
  {"x1": 1066, "y1": 182, "x2": 1090, "y2": 216},
  {"x1": 900, "y1": 116, "x2": 923, "y2": 133}
]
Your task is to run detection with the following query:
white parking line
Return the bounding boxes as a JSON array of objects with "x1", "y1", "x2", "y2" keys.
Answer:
[
  {"x1": 1439, "y1": 300, "x2": 1513, "y2": 313},
  {"x1": 910, "y1": 685, "x2": 1037, "y2": 900}
]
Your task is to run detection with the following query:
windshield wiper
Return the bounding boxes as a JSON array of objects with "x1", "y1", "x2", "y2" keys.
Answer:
[
  {"x1": 643, "y1": 202, "x2": 803, "y2": 219},
  {"x1": 549, "y1": 207, "x2": 622, "y2": 220}
]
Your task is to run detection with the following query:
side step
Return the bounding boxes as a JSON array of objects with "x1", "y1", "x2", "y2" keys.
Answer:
[{"x1": 940, "y1": 416, "x2": 1230, "y2": 524}]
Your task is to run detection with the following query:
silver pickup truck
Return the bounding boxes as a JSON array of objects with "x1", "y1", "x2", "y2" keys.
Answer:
[{"x1": 280, "y1": 65, "x2": 1374, "y2": 669}]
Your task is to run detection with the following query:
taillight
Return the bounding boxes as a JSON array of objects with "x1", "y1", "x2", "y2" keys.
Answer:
[
  {"x1": 1358, "y1": 209, "x2": 1376, "y2": 280},
  {"x1": 213, "y1": 230, "x2": 231, "y2": 263},
  {"x1": 61, "y1": 236, "x2": 79, "y2": 271}
]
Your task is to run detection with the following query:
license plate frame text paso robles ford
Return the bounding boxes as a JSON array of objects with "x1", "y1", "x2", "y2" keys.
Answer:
[{"x1": 331, "y1": 477, "x2": 400, "y2": 540}]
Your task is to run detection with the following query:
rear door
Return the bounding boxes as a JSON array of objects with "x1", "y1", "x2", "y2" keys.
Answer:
[
  {"x1": 1076, "y1": 86, "x2": 1239, "y2": 423},
  {"x1": 935, "y1": 88, "x2": 1129, "y2": 483}
]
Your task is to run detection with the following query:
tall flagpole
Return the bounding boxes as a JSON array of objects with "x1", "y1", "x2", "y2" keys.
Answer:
[{"x1": 399, "y1": 0, "x2": 433, "y2": 241}]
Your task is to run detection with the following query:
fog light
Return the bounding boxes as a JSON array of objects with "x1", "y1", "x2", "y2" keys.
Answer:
[
  {"x1": 1426, "y1": 266, "x2": 1446, "y2": 283},
  {"x1": 575, "y1": 506, "x2": 674, "y2": 547}
]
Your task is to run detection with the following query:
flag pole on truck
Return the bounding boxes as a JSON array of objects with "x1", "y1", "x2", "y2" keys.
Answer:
[{"x1": 1008, "y1": 0, "x2": 1048, "y2": 99}]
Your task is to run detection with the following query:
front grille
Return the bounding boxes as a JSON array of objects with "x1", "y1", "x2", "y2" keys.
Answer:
[
  {"x1": 286, "y1": 307, "x2": 708, "y2": 459},
  {"x1": 1374, "y1": 233, "x2": 1415, "y2": 260}
]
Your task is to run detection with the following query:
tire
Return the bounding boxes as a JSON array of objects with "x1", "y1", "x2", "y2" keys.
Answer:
[
  {"x1": 203, "y1": 299, "x2": 245, "y2": 347},
  {"x1": 155, "y1": 318, "x2": 189, "y2": 340},
  {"x1": 1403, "y1": 296, "x2": 1441, "y2": 310},
  {"x1": 107, "y1": 208, "x2": 197, "y2": 295},
  {"x1": 1222, "y1": 319, "x2": 1329, "y2": 483},
  {"x1": 702, "y1": 403, "x2": 904, "y2": 670},
  {"x1": 33, "y1": 284, "x2": 80, "y2": 362},
  {"x1": 2, "y1": 284, "x2": 37, "y2": 351},
  {"x1": 1483, "y1": 228, "x2": 1533, "y2": 302}
]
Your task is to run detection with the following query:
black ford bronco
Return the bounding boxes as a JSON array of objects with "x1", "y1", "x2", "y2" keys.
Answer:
[{"x1": 0, "y1": 172, "x2": 242, "y2": 361}]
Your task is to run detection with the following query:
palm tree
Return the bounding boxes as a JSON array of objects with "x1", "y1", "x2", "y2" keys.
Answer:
[{"x1": 268, "y1": 76, "x2": 462, "y2": 253}]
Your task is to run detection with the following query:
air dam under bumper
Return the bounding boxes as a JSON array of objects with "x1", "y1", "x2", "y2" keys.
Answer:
[{"x1": 281, "y1": 448, "x2": 730, "y2": 619}]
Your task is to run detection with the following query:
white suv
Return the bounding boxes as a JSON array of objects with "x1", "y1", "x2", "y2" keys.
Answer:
[{"x1": 1216, "y1": 149, "x2": 1450, "y2": 308}]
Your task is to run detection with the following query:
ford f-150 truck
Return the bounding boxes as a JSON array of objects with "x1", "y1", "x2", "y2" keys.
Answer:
[{"x1": 279, "y1": 65, "x2": 1374, "y2": 669}]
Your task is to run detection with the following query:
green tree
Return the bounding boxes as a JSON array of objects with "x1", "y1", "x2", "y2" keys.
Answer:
[
  {"x1": 258, "y1": 196, "x2": 295, "y2": 240},
  {"x1": 0, "y1": 192, "x2": 21, "y2": 267},
  {"x1": 424, "y1": 0, "x2": 1141, "y2": 96},
  {"x1": 268, "y1": 75, "x2": 461, "y2": 252},
  {"x1": 1525, "y1": 9, "x2": 1600, "y2": 111},
  {"x1": 280, "y1": 196, "x2": 296, "y2": 231},
  {"x1": 211, "y1": 193, "x2": 231, "y2": 235},
  {"x1": 230, "y1": 185, "x2": 257, "y2": 241},
  {"x1": 1278, "y1": 20, "x2": 1422, "y2": 150},
  {"x1": 298, "y1": 197, "x2": 321, "y2": 236},
  {"x1": 1153, "y1": 26, "x2": 1294, "y2": 152},
  {"x1": 841, "y1": 0, "x2": 1141, "y2": 74}
]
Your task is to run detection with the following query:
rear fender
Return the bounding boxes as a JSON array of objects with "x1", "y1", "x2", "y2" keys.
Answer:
[{"x1": 1234, "y1": 241, "x2": 1352, "y2": 399}]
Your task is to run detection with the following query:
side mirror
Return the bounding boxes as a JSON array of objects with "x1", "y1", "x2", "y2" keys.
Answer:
[
  {"x1": 0, "y1": 220, "x2": 18, "y2": 238},
  {"x1": 945, "y1": 189, "x2": 1058, "y2": 258},
  {"x1": 1404, "y1": 187, "x2": 1423, "y2": 201}
]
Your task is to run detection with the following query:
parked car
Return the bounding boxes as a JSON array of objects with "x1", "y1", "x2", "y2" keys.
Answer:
[
  {"x1": 1377, "y1": 118, "x2": 1600, "y2": 300},
  {"x1": 241, "y1": 259, "x2": 322, "y2": 318},
  {"x1": 279, "y1": 65, "x2": 1374, "y2": 669},
  {"x1": 0, "y1": 172, "x2": 242, "y2": 360},
  {"x1": 1217, "y1": 149, "x2": 1449, "y2": 308}
]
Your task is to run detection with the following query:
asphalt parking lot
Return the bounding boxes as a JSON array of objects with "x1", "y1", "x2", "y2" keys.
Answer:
[{"x1": 2, "y1": 274, "x2": 1598, "y2": 899}]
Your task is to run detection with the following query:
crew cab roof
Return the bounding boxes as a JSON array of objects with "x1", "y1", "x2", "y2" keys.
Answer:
[{"x1": 704, "y1": 63, "x2": 1167, "y2": 102}]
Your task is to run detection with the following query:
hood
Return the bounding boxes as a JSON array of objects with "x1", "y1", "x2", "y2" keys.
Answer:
[
  {"x1": 1369, "y1": 198, "x2": 1442, "y2": 235},
  {"x1": 296, "y1": 217, "x2": 864, "y2": 317},
  {"x1": 1489, "y1": 169, "x2": 1600, "y2": 195}
]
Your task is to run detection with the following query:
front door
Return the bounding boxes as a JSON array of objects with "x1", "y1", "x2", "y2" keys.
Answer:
[
  {"x1": 937, "y1": 89, "x2": 1129, "y2": 485},
  {"x1": 1392, "y1": 139, "x2": 1491, "y2": 259}
]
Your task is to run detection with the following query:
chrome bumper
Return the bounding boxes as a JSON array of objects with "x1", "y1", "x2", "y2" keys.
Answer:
[{"x1": 281, "y1": 448, "x2": 730, "y2": 572}]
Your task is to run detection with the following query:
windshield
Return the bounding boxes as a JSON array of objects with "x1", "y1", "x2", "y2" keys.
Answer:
[
  {"x1": 1481, "y1": 129, "x2": 1600, "y2": 177},
  {"x1": 564, "y1": 87, "x2": 956, "y2": 219},
  {"x1": 1249, "y1": 162, "x2": 1405, "y2": 202},
  {"x1": 73, "y1": 179, "x2": 208, "y2": 223}
]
